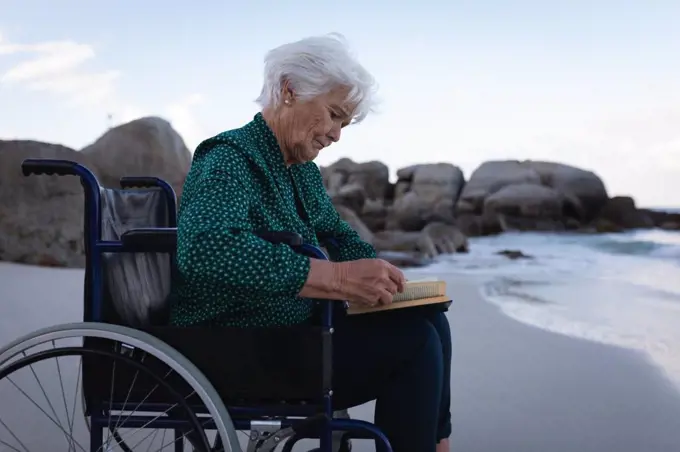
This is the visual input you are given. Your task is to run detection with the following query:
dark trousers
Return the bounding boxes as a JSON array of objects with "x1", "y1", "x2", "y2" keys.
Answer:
[{"x1": 329, "y1": 307, "x2": 452, "y2": 452}]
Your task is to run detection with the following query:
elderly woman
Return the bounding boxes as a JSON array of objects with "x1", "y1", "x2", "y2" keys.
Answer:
[{"x1": 169, "y1": 33, "x2": 452, "y2": 452}]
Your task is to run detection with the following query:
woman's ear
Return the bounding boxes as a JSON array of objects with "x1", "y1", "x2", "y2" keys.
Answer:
[{"x1": 281, "y1": 79, "x2": 295, "y2": 104}]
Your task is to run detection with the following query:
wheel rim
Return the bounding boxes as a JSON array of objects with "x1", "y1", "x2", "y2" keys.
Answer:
[
  {"x1": 0, "y1": 345, "x2": 211, "y2": 451},
  {"x1": 0, "y1": 323, "x2": 242, "y2": 452}
]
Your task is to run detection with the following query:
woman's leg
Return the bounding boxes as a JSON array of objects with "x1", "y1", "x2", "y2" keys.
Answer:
[
  {"x1": 425, "y1": 311, "x2": 453, "y2": 444},
  {"x1": 331, "y1": 312, "x2": 444, "y2": 452}
]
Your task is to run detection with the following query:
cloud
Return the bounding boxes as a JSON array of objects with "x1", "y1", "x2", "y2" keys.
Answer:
[
  {"x1": 0, "y1": 31, "x2": 206, "y2": 151},
  {"x1": 0, "y1": 33, "x2": 121, "y2": 108}
]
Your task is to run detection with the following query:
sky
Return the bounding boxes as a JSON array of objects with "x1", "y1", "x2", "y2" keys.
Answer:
[{"x1": 0, "y1": 0, "x2": 679, "y2": 208}]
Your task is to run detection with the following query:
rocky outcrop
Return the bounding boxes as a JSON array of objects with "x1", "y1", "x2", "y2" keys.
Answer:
[
  {"x1": 639, "y1": 209, "x2": 680, "y2": 231},
  {"x1": 0, "y1": 140, "x2": 94, "y2": 267},
  {"x1": 335, "y1": 204, "x2": 468, "y2": 267},
  {"x1": 2, "y1": 118, "x2": 675, "y2": 270},
  {"x1": 322, "y1": 160, "x2": 469, "y2": 266},
  {"x1": 593, "y1": 196, "x2": 655, "y2": 230},
  {"x1": 387, "y1": 163, "x2": 465, "y2": 231},
  {"x1": 455, "y1": 160, "x2": 610, "y2": 235},
  {"x1": 81, "y1": 116, "x2": 192, "y2": 196},
  {"x1": 1, "y1": 118, "x2": 194, "y2": 268}
]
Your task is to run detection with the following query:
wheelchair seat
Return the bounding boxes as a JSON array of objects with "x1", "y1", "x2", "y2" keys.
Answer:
[{"x1": 97, "y1": 185, "x2": 329, "y2": 410}]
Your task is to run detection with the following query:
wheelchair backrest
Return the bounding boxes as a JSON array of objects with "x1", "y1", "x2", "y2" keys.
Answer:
[{"x1": 99, "y1": 187, "x2": 174, "y2": 327}]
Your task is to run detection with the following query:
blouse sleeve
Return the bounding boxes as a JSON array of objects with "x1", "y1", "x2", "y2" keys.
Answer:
[{"x1": 175, "y1": 157, "x2": 311, "y2": 299}]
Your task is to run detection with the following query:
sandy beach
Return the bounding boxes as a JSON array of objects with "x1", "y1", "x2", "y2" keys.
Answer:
[{"x1": 1, "y1": 262, "x2": 680, "y2": 451}]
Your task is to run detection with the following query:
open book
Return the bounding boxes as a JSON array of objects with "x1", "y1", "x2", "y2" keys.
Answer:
[{"x1": 347, "y1": 277, "x2": 450, "y2": 315}]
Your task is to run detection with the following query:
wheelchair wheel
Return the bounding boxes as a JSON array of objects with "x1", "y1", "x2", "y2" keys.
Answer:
[{"x1": 0, "y1": 322, "x2": 242, "y2": 452}]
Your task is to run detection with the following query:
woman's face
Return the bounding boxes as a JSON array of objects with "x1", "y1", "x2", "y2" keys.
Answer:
[{"x1": 280, "y1": 85, "x2": 354, "y2": 165}]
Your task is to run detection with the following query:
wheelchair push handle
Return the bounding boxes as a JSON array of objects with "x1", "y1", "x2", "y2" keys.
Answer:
[{"x1": 21, "y1": 159, "x2": 80, "y2": 177}]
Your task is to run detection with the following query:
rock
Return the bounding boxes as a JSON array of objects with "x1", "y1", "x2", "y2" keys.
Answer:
[
  {"x1": 334, "y1": 205, "x2": 374, "y2": 243},
  {"x1": 458, "y1": 160, "x2": 608, "y2": 222},
  {"x1": 660, "y1": 221, "x2": 680, "y2": 231},
  {"x1": 395, "y1": 164, "x2": 422, "y2": 181},
  {"x1": 455, "y1": 212, "x2": 504, "y2": 237},
  {"x1": 458, "y1": 161, "x2": 541, "y2": 214},
  {"x1": 590, "y1": 218, "x2": 625, "y2": 233},
  {"x1": 422, "y1": 222, "x2": 469, "y2": 254},
  {"x1": 529, "y1": 161, "x2": 608, "y2": 220},
  {"x1": 322, "y1": 158, "x2": 390, "y2": 200},
  {"x1": 373, "y1": 222, "x2": 468, "y2": 260},
  {"x1": 0, "y1": 140, "x2": 95, "y2": 267},
  {"x1": 496, "y1": 249, "x2": 533, "y2": 260},
  {"x1": 594, "y1": 196, "x2": 654, "y2": 229},
  {"x1": 484, "y1": 183, "x2": 563, "y2": 219},
  {"x1": 393, "y1": 180, "x2": 410, "y2": 202},
  {"x1": 387, "y1": 163, "x2": 465, "y2": 231},
  {"x1": 322, "y1": 168, "x2": 345, "y2": 193},
  {"x1": 80, "y1": 116, "x2": 192, "y2": 196},
  {"x1": 331, "y1": 183, "x2": 366, "y2": 213},
  {"x1": 640, "y1": 209, "x2": 680, "y2": 229},
  {"x1": 372, "y1": 230, "x2": 423, "y2": 253},
  {"x1": 376, "y1": 251, "x2": 433, "y2": 268},
  {"x1": 360, "y1": 199, "x2": 388, "y2": 232}
]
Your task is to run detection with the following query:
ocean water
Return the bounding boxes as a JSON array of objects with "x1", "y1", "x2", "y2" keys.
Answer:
[{"x1": 419, "y1": 213, "x2": 680, "y2": 389}]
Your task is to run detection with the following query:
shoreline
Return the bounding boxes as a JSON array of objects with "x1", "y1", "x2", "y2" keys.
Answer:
[
  {"x1": 477, "y1": 269, "x2": 680, "y2": 393},
  {"x1": 415, "y1": 271, "x2": 680, "y2": 452}
]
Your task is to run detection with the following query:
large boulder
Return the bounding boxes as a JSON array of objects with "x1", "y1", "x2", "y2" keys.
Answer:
[
  {"x1": 1, "y1": 117, "x2": 193, "y2": 268},
  {"x1": 386, "y1": 163, "x2": 466, "y2": 231},
  {"x1": 0, "y1": 140, "x2": 94, "y2": 267},
  {"x1": 457, "y1": 161, "x2": 541, "y2": 214},
  {"x1": 321, "y1": 158, "x2": 390, "y2": 200},
  {"x1": 322, "y1": 158, "x2": 392, "y2": 232},
  {"x1": 80, "y1": 116, "x2": 192, "y2": 196},
  {"x1": 528, "y1": 161, "x2": 608, "y2": 219},
  {"x1": 639, "y1": 209, "x2": 680, "y2": 230},
  {"x1": 334, "y1": 205, "x2": 374, "y2": 243},
  {"x1": 373, "y1": 222, "x2": 468, "y2": 260},
  {"x1": 457, "y1": 160, "x2": 609, "y2": 229},
  {"x1": 594, "y1": 196, "x2": 654, "y2": 230},
  {"x1": 331, "y1": 183, "x2": 366, "y2": 214},
  {"x1": 484, "y1": 183, "x2": 564, "y2": 219}
]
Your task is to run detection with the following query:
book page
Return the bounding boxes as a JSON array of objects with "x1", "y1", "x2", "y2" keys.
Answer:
[{"x1": 405, "y1": 277, "x2": 439, "y2": 283}]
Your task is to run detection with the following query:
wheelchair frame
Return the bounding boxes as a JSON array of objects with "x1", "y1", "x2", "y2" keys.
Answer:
[{"x1": 7, "y1": 158, "x2": 394, "y2": 452}]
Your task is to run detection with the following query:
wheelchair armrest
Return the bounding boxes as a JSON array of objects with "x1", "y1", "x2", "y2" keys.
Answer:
[
  {"x1": 120, "y1": 227, "x2": 177, "y2": 252},
  {"x1": 256, "y1": 231, "x2": 304, "y2": 246}
]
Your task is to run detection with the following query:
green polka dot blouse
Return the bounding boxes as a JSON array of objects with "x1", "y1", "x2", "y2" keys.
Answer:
[{"x1": 169, "y1": 113, "x2": 376, "y2": 328}]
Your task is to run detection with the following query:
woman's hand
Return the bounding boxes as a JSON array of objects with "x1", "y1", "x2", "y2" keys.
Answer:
[
  {"x1": 332, "y1": 258, "x2": 406, "y2": 307},
  {"x1": 301, "y1": 258, "x2": 405, "y2": 307}
]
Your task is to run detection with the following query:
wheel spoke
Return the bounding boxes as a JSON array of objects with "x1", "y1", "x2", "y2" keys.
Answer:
[
  {"x1": 0, "y1": 324, "x2": 239, "y2": 452},
  {"x1": 22, "y1": 350, "x2": 73, "y2": 449},
  {"x1": 6, "y1": 376, "x2": 87, "y2": 452},
  {"x1": 53, "y1": 342, "x2": 77, "y2": 452},
  {"x1": 115, "y1": 390, "x2": 197, "y2": 448},
  {"x1": 68, "y1": 358, "x2": 83, "y2": 451},
  {"x1": 0, "y1": 417, "x2": 30, "y2": 452},
  {"x1": 102, "y1": 360, "x2": 117, "y2": 451},
  {"x1": 0, "y1": 437, "x2": 26, "y2": 452}
]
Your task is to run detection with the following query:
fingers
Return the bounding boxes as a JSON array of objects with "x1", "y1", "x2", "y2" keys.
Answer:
[
  {"x1": 384, "y1": 261, "x2": 406, "y2": 293},
  {"x1": 378, "y1": 288, "x2": 393, "y2": 306}
]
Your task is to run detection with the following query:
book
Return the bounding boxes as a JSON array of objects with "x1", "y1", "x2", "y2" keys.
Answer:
[{"x1": 347, "y1": 278, "x2": 450, "y2": 315}]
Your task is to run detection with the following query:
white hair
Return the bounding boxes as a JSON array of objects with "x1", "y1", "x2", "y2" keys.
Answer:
[{"x1": 255, "y1": 33, "x2": 378, "y2": 124}]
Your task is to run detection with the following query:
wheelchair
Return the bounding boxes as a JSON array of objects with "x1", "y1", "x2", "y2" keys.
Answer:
[{"x1": 0, "y1": 158, "x2": 396, "y2": 451}]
